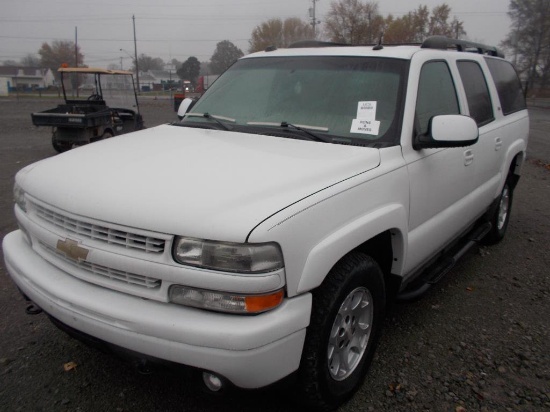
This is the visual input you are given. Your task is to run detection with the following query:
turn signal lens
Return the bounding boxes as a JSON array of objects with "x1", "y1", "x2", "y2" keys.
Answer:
[{"x1": 169, "y1": 286, "x2": 285, "y2": 314}]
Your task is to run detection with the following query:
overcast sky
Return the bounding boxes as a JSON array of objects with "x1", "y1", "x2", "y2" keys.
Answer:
[{"x1": 1, "y1": 0, "x2": 512, "y2": 68}]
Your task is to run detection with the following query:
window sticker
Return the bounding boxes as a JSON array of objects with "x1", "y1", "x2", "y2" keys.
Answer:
[
  {"x1": 357, "y1": 101, "x2": 377, "y2": 120},
  {"x1": 351, "y1": 101, "x2": 380, "y2": 135},
  {"x1": 351, "y1": 118, "x2": 380, "y2": 135}
]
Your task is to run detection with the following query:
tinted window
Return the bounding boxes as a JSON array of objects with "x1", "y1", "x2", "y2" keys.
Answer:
[
  {"x1": 484, "y1": 58, "x2": 526, "y2": 115},
  {"x1": 415, "y1": 61, "x2": 460, "y2": 135},
  {"x1": 457, "y1": 61, "x2": 494, "y2": 126}
]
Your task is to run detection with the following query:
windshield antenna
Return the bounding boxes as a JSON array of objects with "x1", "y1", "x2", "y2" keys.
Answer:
[{"x1": 373, "y1": 32, "x2": 384, "y2": 51}]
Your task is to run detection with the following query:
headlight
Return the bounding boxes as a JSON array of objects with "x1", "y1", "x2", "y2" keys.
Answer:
[
  {"x1": 14, "y1": 183, "x2": 27, "y2": 212},
  {"x1": 169, "y1": 285, "x2": 284, "y2": 314},
  {"x1": 172, "y1": 237, "x2": 284, "y2": 273}
]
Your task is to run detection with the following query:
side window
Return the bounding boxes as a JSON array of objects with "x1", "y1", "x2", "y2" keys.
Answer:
[
  {"x1": 457, "y1": 61, "x2": 494, "y2": 126},
  {"x1": 484, "y1": 58, "x2": 526, "y2": 115},
  {"x1": 415, "y1": 61, "x2": 460, "y2": 135}
]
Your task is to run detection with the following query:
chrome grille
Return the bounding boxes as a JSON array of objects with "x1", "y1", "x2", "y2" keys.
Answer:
[
  {"x1": 31, "y1": 202, "x2": 165, "y2": 253},
  {"x1": 40, "y1": 241, "x2": 161, "y2": 289}
]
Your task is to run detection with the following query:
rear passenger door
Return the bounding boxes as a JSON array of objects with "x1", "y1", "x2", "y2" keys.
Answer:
[{"x1": 456, "y1": 60, "x2": 501, "y2": 210}]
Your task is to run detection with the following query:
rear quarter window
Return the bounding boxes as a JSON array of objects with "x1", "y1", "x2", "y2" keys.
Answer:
[{"x1": 484, "y1": 58, "x2": 526, "y2": 115}]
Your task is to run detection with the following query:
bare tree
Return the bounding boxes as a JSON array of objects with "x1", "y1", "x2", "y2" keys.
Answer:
[
  {"x1": 249, "y1": 18, "x2": 314, "y2": 53},
  {"x1": 38, "y1": 41, "x2": 84, "y2": 80},
  {"x1": 324, "y1": 0, "x2": 383, "y2": 44},
  {"x1": 137, "y1": 54, "x2": 165, "y2": 72},
  {"x1": 384, "y1": 4, "x2": 465, "y2": 44},
  {"x1": 501, "y1": 0, "x2": 550, "y2": 96},
  {"x1": 20, "y1": 54, "x2": 41, "y2": 67}
]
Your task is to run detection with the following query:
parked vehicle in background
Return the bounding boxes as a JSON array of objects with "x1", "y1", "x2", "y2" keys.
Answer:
[
  {"x1": 195, "y1": 74, "x2": 219, "y2": 93},
  {"x1": 31, "y1": 67, "x2": 144, "y2": 152},
  {"x1": 5, "y1": 36, "x2": 528, "y2": 411},
  {"x1": 173, "y1": 76, "x2": 217, "y2": 112}
]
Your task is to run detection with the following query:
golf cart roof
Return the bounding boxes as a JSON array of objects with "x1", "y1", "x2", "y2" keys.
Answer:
[{"x1": 58, "y1": 67, "x2": 133, "y2": 75}]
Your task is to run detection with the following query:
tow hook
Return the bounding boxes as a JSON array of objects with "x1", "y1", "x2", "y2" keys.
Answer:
[{"x1": 25, "y1": 303, "x2": 43, "y2": 315}]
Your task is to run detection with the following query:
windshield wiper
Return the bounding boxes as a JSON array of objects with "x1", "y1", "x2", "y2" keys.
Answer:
[
  {"x1": 183, "y1": 112, "x2": 235, "y2": 131},
  {"x1": 246, "y1": 121, "x2": 330, "y2": 143}
]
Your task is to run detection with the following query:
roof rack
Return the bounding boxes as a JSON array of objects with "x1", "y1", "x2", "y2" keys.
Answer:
[
  {"x1": 286, "y1": 36, "x2": 504, "y2": 58},
  {"x1": 421, "y1": 36, "x2": 504, "y2": 58},
  {"x1": 288, "y1": 40, "x2": 349, "y2": 48}
]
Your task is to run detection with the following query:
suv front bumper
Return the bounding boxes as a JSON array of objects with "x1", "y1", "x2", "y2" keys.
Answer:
[{"x1": 3, "y1": 230, "x2": 311, "y2": 388}]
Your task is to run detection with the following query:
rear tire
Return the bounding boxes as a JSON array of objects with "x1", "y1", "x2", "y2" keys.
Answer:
[
  {"x1": 298, "y1": 252, "x2": 386, "y2": 411},
  {"x1": 51, "y1": 133, "x2": 72, "y2": 153},
  {"x1": 483, "y1": 178, "x2": 514, "y2": 244}
]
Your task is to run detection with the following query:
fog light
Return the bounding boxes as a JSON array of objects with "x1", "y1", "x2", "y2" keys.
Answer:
[{"x1": 202, "y1": 372, "x2": 223, "y2": 392}]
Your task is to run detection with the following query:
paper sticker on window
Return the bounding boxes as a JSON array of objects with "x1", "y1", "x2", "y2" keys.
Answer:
[
  {"x1": 357, "y1": 101, "x2": 377, "y2": 120},
  {"x1": 350, "y1": 119, "x2": 380, "y2": 135}
]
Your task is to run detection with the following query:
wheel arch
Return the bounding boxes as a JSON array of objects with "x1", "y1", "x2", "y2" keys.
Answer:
[
  {"x1": 296, "y1": 203, "x2": 407, "y2": 296},
  {"x1": 507, "y1": 150, "x2": 524, "y2": 189}
]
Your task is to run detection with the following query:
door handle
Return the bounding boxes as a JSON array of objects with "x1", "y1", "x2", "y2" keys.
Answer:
[
  {"x1": 495, "y1": 137, "x2": 503, "y2": 151},
  {"x1": 464, "y1": 149, "x2": 474, "y2": 166}
]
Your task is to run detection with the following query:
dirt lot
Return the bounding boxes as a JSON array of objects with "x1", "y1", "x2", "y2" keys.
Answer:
[{"x1": 0, "y1": 98, "x2": 549, "y2": 411}]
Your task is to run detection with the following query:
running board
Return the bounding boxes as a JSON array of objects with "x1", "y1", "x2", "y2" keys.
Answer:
[{"x1": 397, "y1": 222, "x2": 492, "y2": 302}]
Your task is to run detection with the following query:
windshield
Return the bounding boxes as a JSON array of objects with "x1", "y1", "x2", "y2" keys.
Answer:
[
  {"x1": 62, "y1": 73, "x2": 138, "y2": 111},
  {"x1": 180, "y1": 56, "x2": 407, "y2": 145}
]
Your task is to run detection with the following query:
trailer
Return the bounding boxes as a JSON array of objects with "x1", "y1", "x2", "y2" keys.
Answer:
[{"x1": 31, "y1": 67, "x2": 144, "y2": 152}]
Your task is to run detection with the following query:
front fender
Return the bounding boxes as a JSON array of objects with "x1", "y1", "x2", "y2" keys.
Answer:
[
  {"x1": 297, "y1": 204, "x2": 408, "y2": 294},
  {"x1": 247, "y1": 147, "x2": 409, "y2": 297}
]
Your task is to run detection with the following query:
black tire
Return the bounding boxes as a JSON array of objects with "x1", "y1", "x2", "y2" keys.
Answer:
[
  {"x1": 102, "y1": 130, "x2": 114, "y2": 139},
  {"x1": 298, "y1": 252, "x2": 386, "y2": 411},
  {"x1": 51, "y1": 133, "x2": 72, "y2": 153},
  {"x1": 483, "y1": 178, "x2": 514, "y2": 245},
  {"x1": 91, "y1": 130, "x2": 114, "y2": 144}
]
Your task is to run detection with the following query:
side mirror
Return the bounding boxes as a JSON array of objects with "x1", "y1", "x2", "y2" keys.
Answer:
[
  {"x1": 177, "y1": 98, "x2": 197, "y2": 120},
  {"x1": 414, "y1": 115, "x2": 478, "y2": 150}
]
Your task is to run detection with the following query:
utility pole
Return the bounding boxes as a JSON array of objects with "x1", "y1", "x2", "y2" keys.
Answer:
[
  {"x1": 75, "y1": 26, "x2": 78, "y2": 97},
  {"x1": 309, "y1": 0, "x2": 321, "y2": 38},
  {"x1": 74, "y1": 27, "x2": 78, "y2": 67},
  {"x1": 133, "y1": 15, "x2": 140, "y2": 94}
]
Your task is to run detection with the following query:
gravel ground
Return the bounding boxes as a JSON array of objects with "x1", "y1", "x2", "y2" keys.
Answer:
[{"x1": 0, "y1": 97, "x2": 549, "y2": 412}]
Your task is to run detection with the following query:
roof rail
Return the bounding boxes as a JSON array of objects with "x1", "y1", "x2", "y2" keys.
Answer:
[
  {"x1": 288, "y1": 40, "x2": 349, "y2": 48},
  {"x1": 421, "y1": 36, "x2": 504, "y2": 58}
]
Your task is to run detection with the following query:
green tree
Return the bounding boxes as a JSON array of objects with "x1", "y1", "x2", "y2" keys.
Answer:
[
  {"x1": 38, "y1": 40, "x2": 84, "y2": 79},
  {"x1": 501, "y1": 0, "x2": 550, "y2": 96},
  {"x1": 249, "y1": 17, "x2": 315, "y2": 53},
  {"x1": 137, "y1": 54, "x2": 164, "y2": 72},
  {"x1": 177, "y1": 56, "x2": 201, "y2": 86},
  {"x1": 209, "y1": 40, "x2": 244, "y2": 74},
  {"x1": 324, "y1": 0, "x2": 384, "y2": 44}
]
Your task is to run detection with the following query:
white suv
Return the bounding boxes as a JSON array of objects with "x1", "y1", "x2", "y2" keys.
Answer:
[{"x1": 3, "y1": 36, "x2": 528, "y2": 410}]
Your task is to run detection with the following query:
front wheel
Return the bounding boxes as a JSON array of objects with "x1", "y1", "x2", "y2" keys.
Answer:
[{"x1": 298, "y1": 252, "x2": 386, "y2": 411}]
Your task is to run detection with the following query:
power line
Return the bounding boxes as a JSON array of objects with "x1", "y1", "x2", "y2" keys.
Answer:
[{"x1": 0, "y1": 35, "x2": 249, "y2": 43}]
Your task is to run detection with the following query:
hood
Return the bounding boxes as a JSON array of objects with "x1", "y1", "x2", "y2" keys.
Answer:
[{"x1": 19, "y1": 125, "x2": 380, "y2": 241}]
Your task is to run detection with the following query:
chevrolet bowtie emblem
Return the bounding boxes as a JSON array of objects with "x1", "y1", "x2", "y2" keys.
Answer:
[{"x1": 56, "y1": 238, "x2": 89, "y2": 261}]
